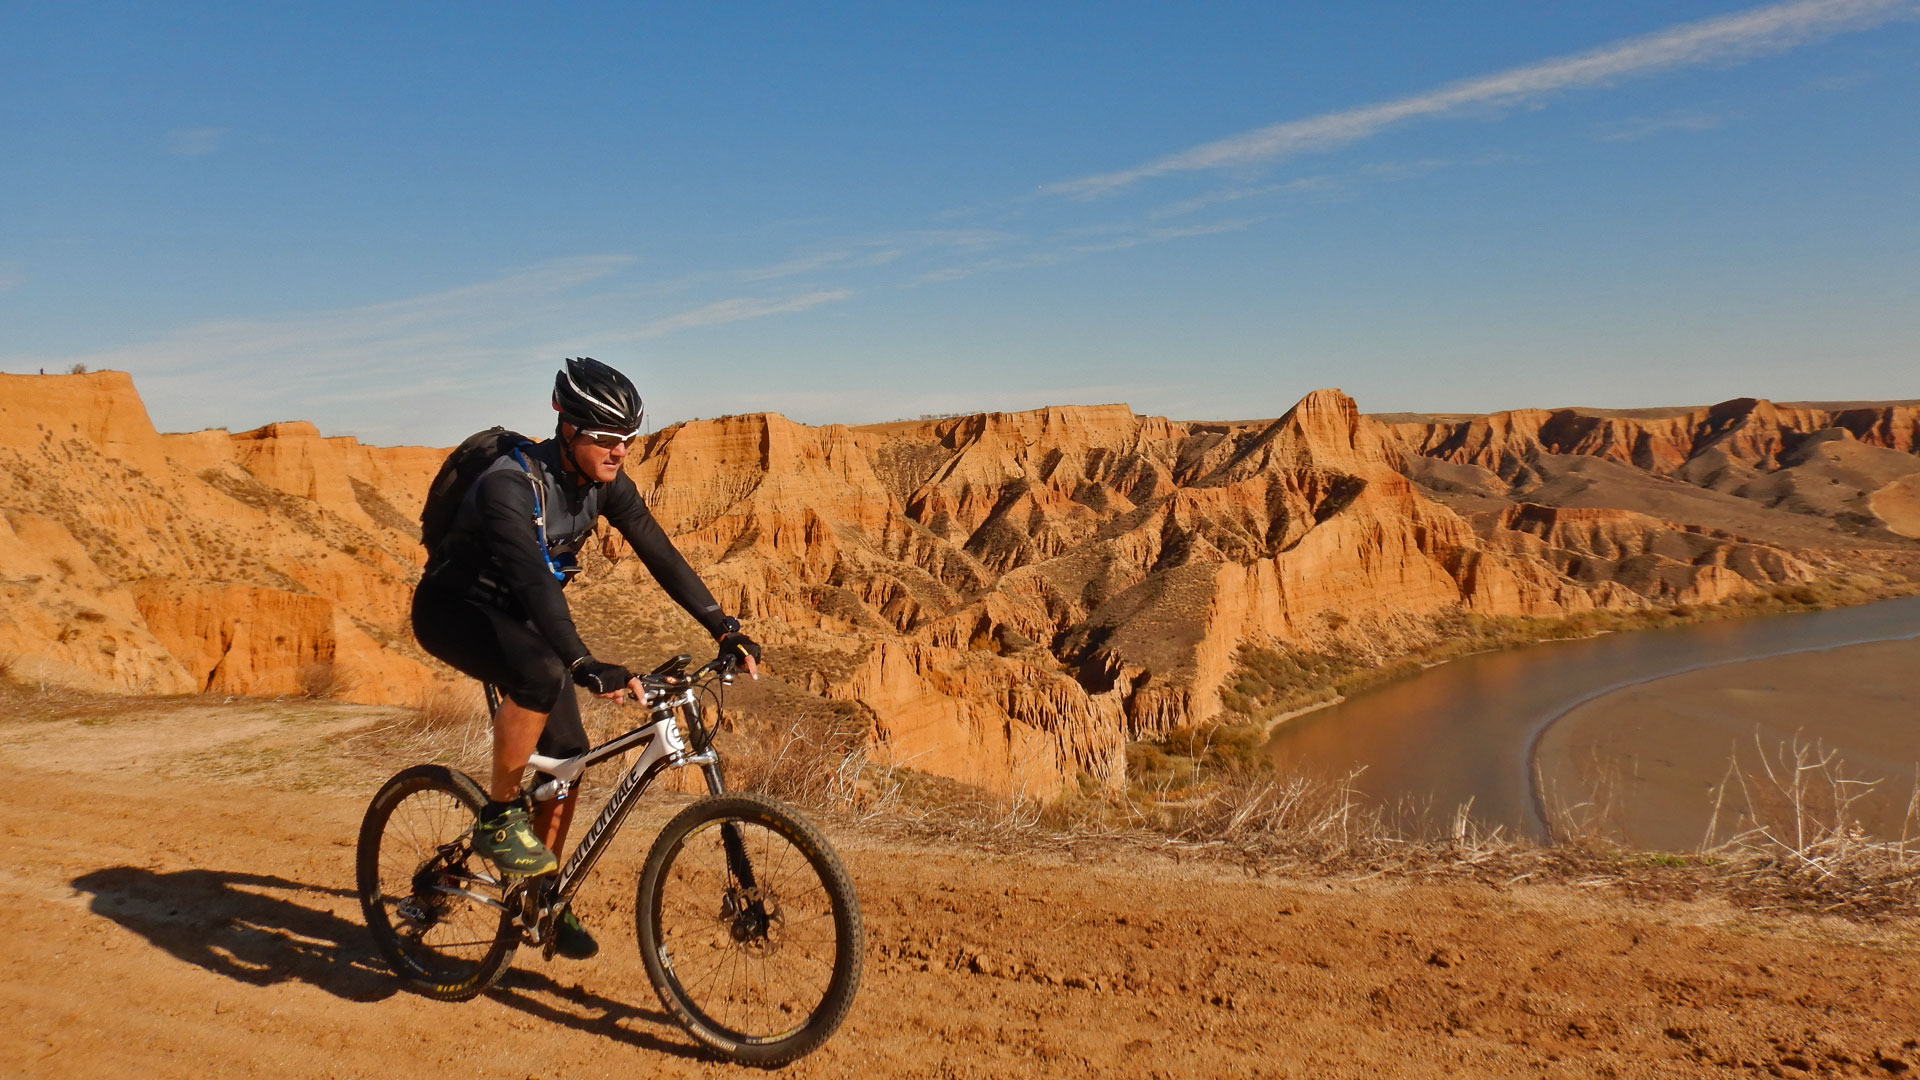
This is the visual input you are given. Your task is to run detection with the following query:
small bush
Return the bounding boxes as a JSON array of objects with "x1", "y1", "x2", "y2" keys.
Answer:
[
  {"x1": 296, "y1": 661, "x2": 352, "y2": 700},
  {"x1": 1702, "y1": 736, "x2": 1920, "y2": 918},
  {"x1": 347, "y1": 682, "x2": 489, "y2": 767},
  {"x1": 409, "y1": 682, "x2": 485, "y2": 734},
  {"x1": 727, "y1": 708, "x2": 890, "y2": 812}
]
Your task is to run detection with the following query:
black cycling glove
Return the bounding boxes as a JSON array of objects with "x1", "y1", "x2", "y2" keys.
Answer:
[
  {"x1": 715, "y1": 618, "x2": 762, "y2": 667},
  {"x1": 571, "y1": 658, "x2": 634, "y2": 695}
]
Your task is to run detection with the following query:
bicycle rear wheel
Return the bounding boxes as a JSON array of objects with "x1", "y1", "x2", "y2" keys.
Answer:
[
  {"x1": 356, "y1": 764, "x2": 517, "y2": 1001},
  {"x1": 637, "y1": 793, "x2": 863, "y2": 1067}
]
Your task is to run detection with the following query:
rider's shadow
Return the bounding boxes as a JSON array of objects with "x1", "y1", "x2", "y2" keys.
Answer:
[
  {"x1": 71, "y1": 865, "x2": 715, "y2": 1059},
  {"x1": 71, "y1": 866, "x2": 398, "y2": 1002},
  {"x1": 490, "y1": 969, "x2": 711, "y2": 1059}
]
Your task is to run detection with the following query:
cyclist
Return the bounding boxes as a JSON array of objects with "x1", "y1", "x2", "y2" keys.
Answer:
[{"x1": 410, "y1": 356, "x2": 760, "y2": 959}]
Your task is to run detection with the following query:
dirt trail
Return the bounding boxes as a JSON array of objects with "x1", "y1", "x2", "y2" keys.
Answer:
[{"x1": 4, "y1": 701, "x2": 1918, "y2": 1079}]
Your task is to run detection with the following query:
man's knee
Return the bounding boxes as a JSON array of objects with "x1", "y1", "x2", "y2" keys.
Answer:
[{"x1": 503, "y1": 654, "x2": 567, "y2": 713}]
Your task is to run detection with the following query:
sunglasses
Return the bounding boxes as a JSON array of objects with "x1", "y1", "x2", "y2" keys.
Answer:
[{"x1": 576, "y1": 428, "x2": 640, "y2": 449}]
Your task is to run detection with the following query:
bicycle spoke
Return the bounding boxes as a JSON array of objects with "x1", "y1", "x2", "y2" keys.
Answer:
[
  {"x1": 360, "y1": 773, "x2": 512, "y2": 996},
  {"x1": 655, "y1": 814, "x2": 840, "y2": 1038}
]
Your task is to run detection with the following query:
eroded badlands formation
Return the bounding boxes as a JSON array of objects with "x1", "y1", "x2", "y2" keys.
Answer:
[{"x1": 3, "y1": 373, "x2": 1915, "y2": 795}]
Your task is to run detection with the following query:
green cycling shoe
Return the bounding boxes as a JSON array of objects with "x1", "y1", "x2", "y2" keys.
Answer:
[{"x1": 473, "y1": 803, "x2": 558, "y2": 877}]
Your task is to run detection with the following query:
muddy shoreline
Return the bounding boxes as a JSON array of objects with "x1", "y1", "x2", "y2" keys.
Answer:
[
  {"x1": 1533, "y1": 635, "x2": 1920, "y2": 851},
  {"x1": 1265, "y1": 594, "x2": 1920, "y2": 839}
]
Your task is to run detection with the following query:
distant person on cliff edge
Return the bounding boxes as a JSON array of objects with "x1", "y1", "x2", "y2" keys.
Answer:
[{"x1": 409, "y1": 356, "x2": 760, "y2": 960}]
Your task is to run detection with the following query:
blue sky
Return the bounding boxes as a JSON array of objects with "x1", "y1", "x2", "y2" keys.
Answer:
[{"x1": 2, "y1": 1, "x2": 1916, "y2": 444}]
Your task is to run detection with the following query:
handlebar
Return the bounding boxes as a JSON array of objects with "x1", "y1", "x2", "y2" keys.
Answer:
[{"x1": 633, "y1": 650, "x2": 739, "y2": 695}]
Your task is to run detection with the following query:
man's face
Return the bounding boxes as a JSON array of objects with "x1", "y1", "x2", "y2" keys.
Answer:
[{"x1": 564, "y1": 425, "x2": 633, "y2": 483}]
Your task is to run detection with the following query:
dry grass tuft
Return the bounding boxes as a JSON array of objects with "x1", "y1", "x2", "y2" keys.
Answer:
[
  {"x1": 724, "y1": 709, "x2": 905, "y2": 820},
  {"x1": 295, "y1": 661, "x2": 353, "y2": 701},
  {"x1": 348, "y1": 682, "x2": 491, "y2": 768},
  {"x1": 313, "y1": 670, "x2": 1918, "y2": 920},
  {"x1": 0, "y1": 660, "x2": 138, "y2": 722},
  {"x1": 1700, "y1": 736, "x2": 1920, "y2": 918}
]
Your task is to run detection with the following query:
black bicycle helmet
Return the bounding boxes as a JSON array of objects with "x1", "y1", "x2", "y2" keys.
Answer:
[{"x1": 553, "y1": 357, "x2": 644, "y2": 435}]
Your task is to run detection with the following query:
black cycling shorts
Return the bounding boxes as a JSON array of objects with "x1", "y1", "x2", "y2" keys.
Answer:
[{"x1": 410, "y1": 578, "x2": 589, "y2": 768}]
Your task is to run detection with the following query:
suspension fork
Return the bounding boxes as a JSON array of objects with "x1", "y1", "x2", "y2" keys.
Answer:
[
  {"x1": 701, "y1": 758, "x2": 771, "y2": 926},
  {"x1": 721, "y1": 820, "x2": 770, "y2": 928}
]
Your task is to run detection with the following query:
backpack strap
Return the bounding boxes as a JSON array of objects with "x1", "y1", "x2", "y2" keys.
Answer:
[{"x1": 510, "y1": 444, "x2": 572, "y2": 584}]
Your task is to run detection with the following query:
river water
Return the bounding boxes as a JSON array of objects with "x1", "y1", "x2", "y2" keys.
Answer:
[{"x1": 1262, "y1": 596, "x2": 1920, "y2": 841}]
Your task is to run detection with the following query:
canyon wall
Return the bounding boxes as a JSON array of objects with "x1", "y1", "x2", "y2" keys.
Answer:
[
  {"x1": 0, "y1": 371, "x2": 442, "y2": 702},
  {"x1": 3, "y1": 374, "x2": 1914, "y2": 796}
]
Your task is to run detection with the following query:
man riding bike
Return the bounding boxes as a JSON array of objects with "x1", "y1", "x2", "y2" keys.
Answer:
[{"x1": 410, "y1": 357, "x2": 760, "y2": 960}]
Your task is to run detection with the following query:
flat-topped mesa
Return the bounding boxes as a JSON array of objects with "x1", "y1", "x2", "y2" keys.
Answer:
[
  {"x1": 0, "y1": 372, "x2": 436, "y2": 702},
  {"x1": 0, "y1": 370, "x2": 171, "y2": 470},
  {"x1": 903, "y1": 403, "x2": 1153, "y2": 449},
  {"x1": 615, "y1": 412, "x2": 909, "y2": 617}
]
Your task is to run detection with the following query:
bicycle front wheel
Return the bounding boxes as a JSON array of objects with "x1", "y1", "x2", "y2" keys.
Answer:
[
  {"x1": 356, "y1": 764, "x2": 517, "y2": 1001},
  {"x1": 637, "y1": 793, "x2": 863, "y2": 1067}
]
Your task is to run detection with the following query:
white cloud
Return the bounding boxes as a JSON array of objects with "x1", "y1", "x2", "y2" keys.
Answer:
[
  {"x1": 167, "y1": 127, "x2": 227, "y2": 157},
  {"x1": 1068, "y1": 217, "x2": 1266, "y2": 255},
  {"x1": 1596, "y1": 109, "x2": 1725, "y2": 142},
  {"x1": 905, "y1": 251, "x2": 1067, "y2": 287},
  {"x1": 1046, "y1": 0, "x2": 1918, "y2": 197},
  {"x1": 25, "y1": 255, "x2": 635, "y2": 377},
  {"x1": 1148, "y1": 177, "x2": 1337, "y2": 220},
  {"x1": 737, "y1": 247, "x2": 904, "y2": 282},
  {"x1": 0, "y1": 256, "x2": 877, "y2": 440},
  {"x1": 630, "y1": 290, "x2": 856, "y2": 338},
  {"x1": 905, "y1": 214, "x2": 1268, "y2": 285}
]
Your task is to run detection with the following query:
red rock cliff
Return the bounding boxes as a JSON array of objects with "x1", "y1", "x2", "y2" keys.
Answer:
[
  {"x1": 0, "y1": 371, "x2": 439, "y2": 702},
  {"x1": 5, "y1": 375, "x2": 1913, "y2": 797}
]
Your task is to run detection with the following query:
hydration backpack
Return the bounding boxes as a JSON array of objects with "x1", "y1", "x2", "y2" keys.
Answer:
[{"x1": 419, "y1": 427, "x2": 532, "y2": 557}]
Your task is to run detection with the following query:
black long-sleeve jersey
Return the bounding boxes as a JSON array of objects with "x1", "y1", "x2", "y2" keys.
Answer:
[{"x1": 431, "y1": 438, "x2": 726, "y2": 665}]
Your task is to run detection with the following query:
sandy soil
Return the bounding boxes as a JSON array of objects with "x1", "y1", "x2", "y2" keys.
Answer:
[
  {"x1": 1537, "y1": 637, "x2": 1920, "y2": 851},
  {"x1": 4, "y1": 700, "x2": 1919, "y2": 1079}
]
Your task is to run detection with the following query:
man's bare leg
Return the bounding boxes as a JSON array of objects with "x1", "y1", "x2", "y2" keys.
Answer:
[
  {"x1": 532, "y1": 788, "x2": 579, "y2": 857},
  {"x1": 489, "y1": 698, "x2": 548, "y2": 802}
]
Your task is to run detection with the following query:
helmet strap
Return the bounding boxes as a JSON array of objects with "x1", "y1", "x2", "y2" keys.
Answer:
[{"x1": 554, "y1": 421, "x2": 592, "y2": 485}]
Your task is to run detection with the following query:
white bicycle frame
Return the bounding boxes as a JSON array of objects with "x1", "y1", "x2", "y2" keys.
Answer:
[{"x1": 504, "y1": 670, "x2": 729, "y2": 907}]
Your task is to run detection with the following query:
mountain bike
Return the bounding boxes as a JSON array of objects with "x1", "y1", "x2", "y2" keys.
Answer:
[{"x1": 355, "y1": 652, "x2": 862, "y2": 1067}]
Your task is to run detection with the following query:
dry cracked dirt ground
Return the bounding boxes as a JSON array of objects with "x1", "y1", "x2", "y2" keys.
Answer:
[{"x1": 2, "y1": 698, "x2": 1917, "y2": 1079}]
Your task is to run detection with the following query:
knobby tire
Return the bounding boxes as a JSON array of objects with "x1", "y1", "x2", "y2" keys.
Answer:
[
  {"x1": 637, "y1": 793, "x2": 863, "y2": 1067},
  {"x1": 356, "y1": 764, "x2": 518, "y2": 1001}
]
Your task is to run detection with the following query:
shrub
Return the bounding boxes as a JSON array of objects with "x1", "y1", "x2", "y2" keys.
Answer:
[
  {"x1": 726, "y1": 707, "x2": 886, "y2": 811},
  {"x1": 344, "y1": 682, "x2": 489, "y2": 768},
  {"x1": 296, "y1": 661, "x2": 352, "y2": 700}
]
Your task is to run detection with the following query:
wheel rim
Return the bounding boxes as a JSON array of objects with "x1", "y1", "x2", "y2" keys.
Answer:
[
  {"x1": 372, "y1": 785, "x2": 507, "y2": 981},
  {"x1": 653, "y1": 817, "x2": 844, "y2": 1043}
]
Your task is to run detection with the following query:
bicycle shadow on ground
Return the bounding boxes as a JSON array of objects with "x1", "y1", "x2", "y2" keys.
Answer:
[
  {"x1": 73, "y1": 865, "x2": 725, "y2": 1059},
  {"x1": 488, "y1": 968, "x2": 719, "y2": 1061},
  {"x1": 71, "y1": 866, "x2": 398, "y2": 1003}
]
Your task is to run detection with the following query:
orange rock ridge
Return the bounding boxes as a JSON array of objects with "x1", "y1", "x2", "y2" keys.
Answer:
[
  {"x1": 0, "y1": 371, "x2": 440, "y2": 701},
  {"x1": 3, "y1": 374, "x2": 1914, "y2": 797}
]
